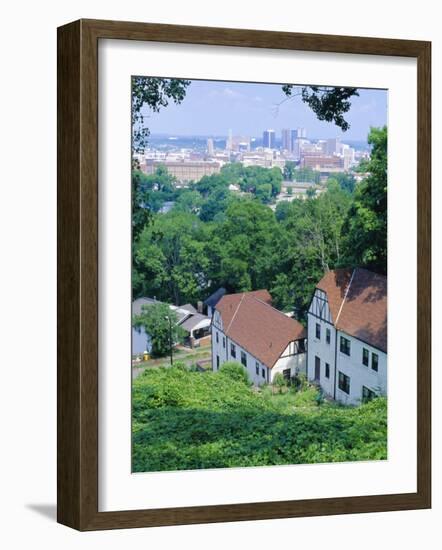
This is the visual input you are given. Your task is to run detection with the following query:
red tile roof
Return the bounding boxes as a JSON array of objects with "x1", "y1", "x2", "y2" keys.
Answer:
[
  {"x1": 317, "y1": 268, "x2": 387, "y2": 352},
  {"x1": 216, "y1": 290, "x2": 306, "y2": 368}
]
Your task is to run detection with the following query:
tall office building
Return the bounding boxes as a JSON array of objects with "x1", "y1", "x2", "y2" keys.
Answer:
[
  {"x1": 326, "y1": 137, "x2": 341, "y2": 156},
  {"x1": 207, "y1": 138, "x2": 214, "y2": 156},
  {"x1": 281, "y1": 128, "x2": 292, "y2": 151},
  {"x1": 297, "y1": 127, "x2": 307, "y2": 139},
  {"x1": 262, "y1": 129, "x2": 276, "y2": 149},
  {"x1": 226, "y1": 129, "x2": 233, "y2": 151}
]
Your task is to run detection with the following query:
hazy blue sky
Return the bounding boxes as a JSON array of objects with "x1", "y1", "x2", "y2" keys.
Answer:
[{"x1": 140, "y1": 79, "x2": 387, "y2": 141}]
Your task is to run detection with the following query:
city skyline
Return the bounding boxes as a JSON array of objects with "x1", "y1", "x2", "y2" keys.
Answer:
[{"x1": 140, "y1": 79, "x2": 388, "y2": 141}]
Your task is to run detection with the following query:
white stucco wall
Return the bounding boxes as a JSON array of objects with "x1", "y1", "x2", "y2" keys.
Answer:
[
  {"x1": 307, "y1": 312, "x2": 336, "y2": 397},
  {"x1": 334, "y1": 331, "x2": 387, "y2": 405},
  {"x1": 271, "y1": 344, "x2": 306, "y2": 382},
  {"x1": 212, "y1": 325, "x2": 269, "y2": 385}
]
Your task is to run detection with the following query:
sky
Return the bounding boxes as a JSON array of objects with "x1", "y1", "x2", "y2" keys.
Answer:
[{"x1": 140, "y1": 79, "x2": 388, "y2": 141}]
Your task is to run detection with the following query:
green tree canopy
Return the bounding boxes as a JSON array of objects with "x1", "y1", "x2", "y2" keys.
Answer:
[
  {"x1": 132, "y1": 77, "x2": 190, "y2": 152},
  {"x1": 340, "y1": 126, "x2": 387, "y2": 274},
  {"x1": 133, "y1": 302, "x2": 183, "y2": 357},
  {"x1": 282, "y1": 85, "x2": 359, "y2": 131}
]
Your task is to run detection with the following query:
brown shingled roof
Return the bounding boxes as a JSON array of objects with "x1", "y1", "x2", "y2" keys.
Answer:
[
  {"x1": 216, "y1": 290, "x2": 306, "y2": 368},
  {"x1": 317, "y1": 268, "x2": 387, "y2": 352}
]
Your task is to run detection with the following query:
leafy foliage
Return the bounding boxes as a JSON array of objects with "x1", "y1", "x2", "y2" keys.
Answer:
[
  {"x1": 340, "y1": 127, "x2": 387, "y2": 274},
  {"x1": 132, "y1": 367, "x2": 387, "y2": 472},
  {"x1": 132, "y1": 77, "x2": 190, "y2": 153},
  {"x1": 133, "y1": 303, "x2": 184, "y2": 357},
  {"x1": 282, "y1": 85, "x2": 359, "y2": 131}
]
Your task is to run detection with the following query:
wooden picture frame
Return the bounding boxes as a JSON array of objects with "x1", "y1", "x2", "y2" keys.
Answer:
[{"x1": 57, "y1": 18, "x2": 431, "y2": 531}]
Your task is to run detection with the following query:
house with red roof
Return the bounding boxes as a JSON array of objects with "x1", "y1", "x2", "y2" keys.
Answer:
[
  {"x1": 307, "y1": 268, "x2": 387, "y2": 405},
  {"x1": 211, "y1": 290, "x2": 307, "y2": 384}
]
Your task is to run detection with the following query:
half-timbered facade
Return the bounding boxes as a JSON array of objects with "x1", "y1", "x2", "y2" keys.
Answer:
[
  {"x1": 212, "y1": 290, "x2": 307, "y2": 385},
  {"x1": 307, "y1": 268, "x2": 387, "y2": 405}
]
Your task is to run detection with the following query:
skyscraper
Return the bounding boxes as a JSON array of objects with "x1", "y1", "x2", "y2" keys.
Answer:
[
  {"x1": 297, "y1": 127, "x2": 307, "y2": 139},
  {"x1": 226, "y1": 129, "x2": 233, "y2": 151},
  {"x1": 293, "y1": 128, "x2": 308, "y2": 159},
  {"x1": 262, "y1": 129, "x2": 276, "y2": 149},
  {"x1": 326, "y1": 137, "x2": 341, "y2": 156},
  {"x1": 281, "y1": 128, "x2": 291, "y2": 151},
  {"x1": 207, "y1": 138, "x2": 214, "y2": 156}
]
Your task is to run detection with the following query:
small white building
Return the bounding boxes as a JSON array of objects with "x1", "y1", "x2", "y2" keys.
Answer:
[
  {"x1": 307, "y1": 268, "x2": 387, "y2": 405},
  {"x1": 212, "y1": 290, "x2": 307, "y2": 384}
]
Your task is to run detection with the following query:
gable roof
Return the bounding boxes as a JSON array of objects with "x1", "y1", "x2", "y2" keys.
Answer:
[
  {"x1": 216, "y1": 290, "x2": 306, "y2": 369},
  {"x1": 316, "y1": 268, "x2": 387, "y2": 352}
]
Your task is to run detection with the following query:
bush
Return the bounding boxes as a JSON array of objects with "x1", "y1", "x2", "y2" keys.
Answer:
[
  {"x1": 273, "y1": 372, "x2": 287, "y2": 393},
  {"x1": 132, "y1": 367, "x2": 388, "y2": 472},
  {"x1": 219, "y1": 361, "x2": 250, "y2": 385}
]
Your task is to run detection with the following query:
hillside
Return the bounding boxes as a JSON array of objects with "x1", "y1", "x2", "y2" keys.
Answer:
[{"x1": 132, "y1": 365, "x2": 387, "y2": 472}]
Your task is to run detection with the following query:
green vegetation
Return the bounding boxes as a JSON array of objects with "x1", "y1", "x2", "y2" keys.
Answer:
[
  {"x1": 132, "y1": 127, "x2": 387, "y2": 314},
  {"x1": 341, "y1": 126, "x2": 387, "y2": 274},
  {"x1": 132, "y1": 77, "x2": 190, "y2": 153},
  {"x1": 132, "y1": 365, "x2": 387, "y2": 472},
  {"x1": 282, "y1": 85, "x2": 359, "y2": 131},
  {"x1": 133, "y1": 303, "x2": 184, "y2": 357}
]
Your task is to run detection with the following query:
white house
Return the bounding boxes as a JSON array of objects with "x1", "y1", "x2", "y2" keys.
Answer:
[
  {"x1": 307, "y1": 268, "x2": 387, "y2": 405},
  {"x1": 212, "y1": 290, "x2": 307, "y2": 384}
]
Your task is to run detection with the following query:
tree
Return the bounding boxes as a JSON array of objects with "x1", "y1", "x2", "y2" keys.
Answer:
[
  {"x1": 133, "y1": 303, "x2": 183, "y2": 357},
  {"x1": 255, "y1": 183, "x2": 272, "y2": 203},
  {"x1": 199, "y1": 187, "x2": 232, "y2": 222},
  {"x1": 340, "y1": 127, "x2": 387, "y2": 274},
  {"x1": 132, "y1": 170, "x2": 153, "y2": 240},
  {"x1": 282, "y1": 85, "x2": 359, "y2": 131},
  {"x1": 283, "y1": 161, "x2": 296, "y2": 181},
  {"x1": 327, "y1": 172, "x2": 356, "y2": 194},
  {"x1": 174, "y1": 190, "x2": 203, "y2": 214},
  {"x1": 133, "y1": 211, "x2": 211, "y2": 304},
  {"x1": 132, "y1": 77, "x2": 190, "y2": 153}
]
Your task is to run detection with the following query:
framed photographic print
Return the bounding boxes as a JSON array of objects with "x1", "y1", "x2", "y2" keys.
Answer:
[{"x1": 57, "y1": 19, "x2": 431, "y2": 530}]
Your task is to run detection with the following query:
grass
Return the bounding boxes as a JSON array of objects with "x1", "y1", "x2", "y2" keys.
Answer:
[{"x1": 132, "y1": 365, "x2": 387, "y2": 473}]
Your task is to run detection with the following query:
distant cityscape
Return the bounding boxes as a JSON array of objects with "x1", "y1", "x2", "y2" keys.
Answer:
[{"x1": 135, "y1": 127, "x2": 370, "y2": 188}]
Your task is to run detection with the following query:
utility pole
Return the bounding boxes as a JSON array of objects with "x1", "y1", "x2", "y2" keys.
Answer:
[{"x1": 165, "y1": 315, "x2": 173, "y2": 366}]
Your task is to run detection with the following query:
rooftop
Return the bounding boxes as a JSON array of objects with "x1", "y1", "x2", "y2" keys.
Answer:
[
  {"x1": 316, "y1": 268, "x2": 387, "y2": 352},
  {"x1": 216, "y1": 290, "x2": 306, "y2": 369}
]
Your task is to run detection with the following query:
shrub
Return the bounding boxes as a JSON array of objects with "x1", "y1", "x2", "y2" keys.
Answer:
[
  {"x1": 219, "y1": 361, "x2": 250, "y2": 385},
  {"x1": 273, "y1": 372, "x2": 287, "y2": 393}
]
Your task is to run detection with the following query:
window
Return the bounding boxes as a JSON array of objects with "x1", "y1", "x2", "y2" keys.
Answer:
[
  {"x1": 326, "y1": 328, "x2": 331, "y2": 345},
  {"x1": 362, "y1": 347, "x2": 369, "y2": 366},
  {"x1": 362, "y1": 386, "x2": 376, "y2": 402},
  {"x1": 315, "y1": 323, "x2": 321, "y2": 339},
  {"x1": 314, "y1": 356, "x2": 320, "y2": 381},
  {"x1": 325, "y1": 363, "x2": 330, "y2": 378},
  {"x1": 240, "y1": 350, "x2": 247, "y2": 367},
  {"x1": 283, "y1": 368, "x2": 291, "y2": 381},
  {"x1": 216, "y1": 355, "x2": 220, "y2": 369},
  {"x1": 222, "y1": 336, "x2": 226, "y2": 349},
  {"x1": 230, "y1": 343, "x2": 236, "y2": 358},
  {"x1": 340, "y1": 336, "x2": 351, "y2": 356},
  {"x1": 262, "y1": 367, "x2": 266, "y2": 379},
  {"x1": 338, "y1": 371, "x2": 350, "y2": 394},
  {"x1": 372, "y1": 353, "x2": 379, "y2": 372},
  {"x1": 216, "y1": 331, "x2": 219, "y2": 344},
  {"x1": 255, "y1": 362, "x2": 259, "y2": 375}
]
